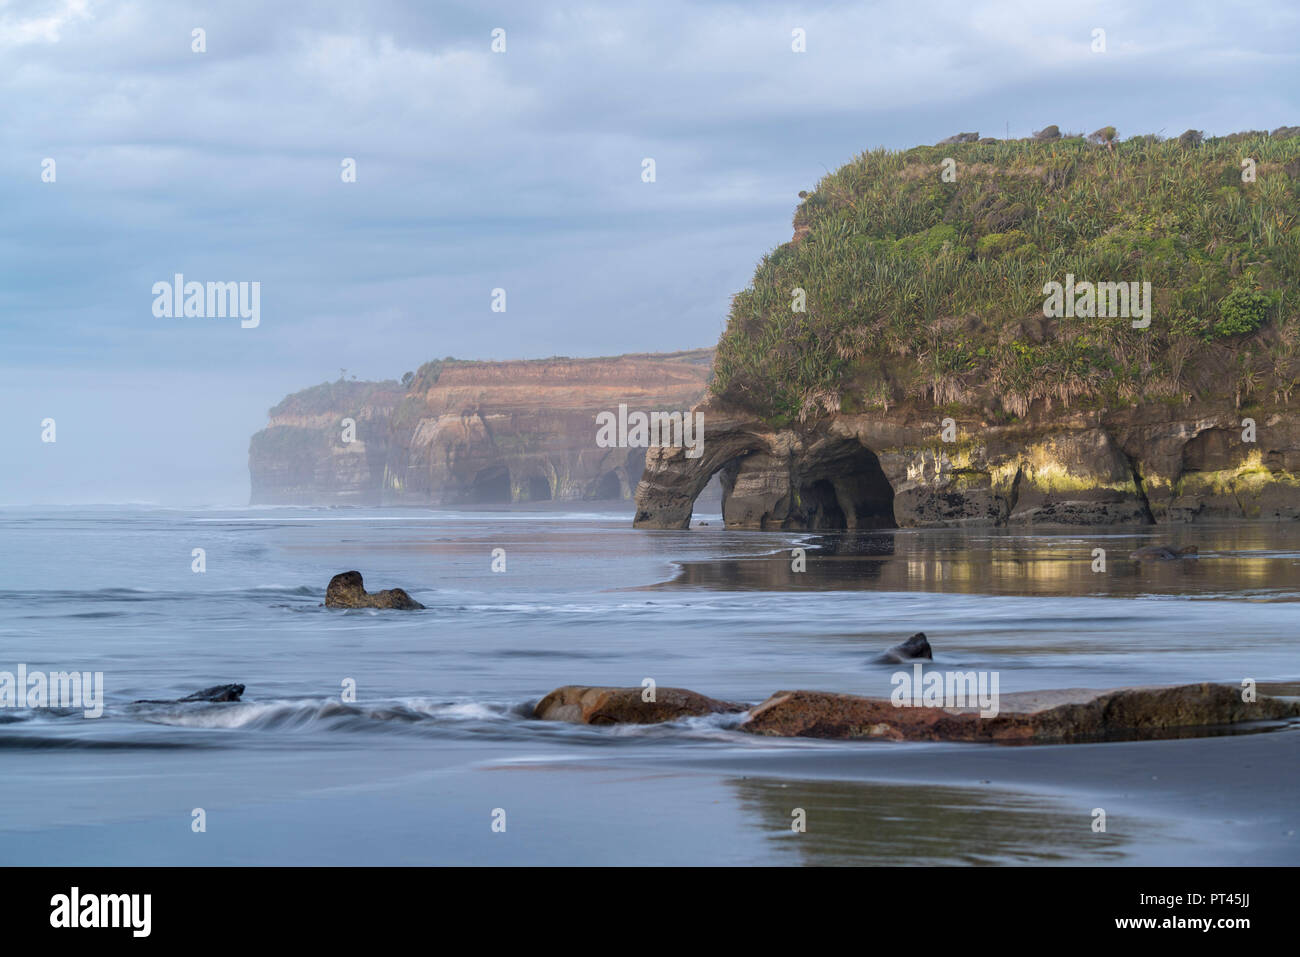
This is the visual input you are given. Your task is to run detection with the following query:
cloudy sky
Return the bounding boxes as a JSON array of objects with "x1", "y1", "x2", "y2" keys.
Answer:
[{"x1": 2, "y1": 0, "x2": 1297, "y2": 503}]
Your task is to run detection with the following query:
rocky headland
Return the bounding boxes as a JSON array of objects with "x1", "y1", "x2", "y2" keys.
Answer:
[
  {"x1": 635, "y1": 128, "x2": 1300, "y2": 529},
  {"x1": 249, "y1": 350, "x2": 712, "y2": 505}
]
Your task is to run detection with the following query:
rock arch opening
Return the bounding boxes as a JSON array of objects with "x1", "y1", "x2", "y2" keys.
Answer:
[
  {"x1": 524, "y1": 475, "x2": 552, "y2": 501},
  {"x1": 796, "y1": 442, "x2": 896, "y2": 530},
  {"x1": 713, "y1": 440, "x2": 896, "y2": 530},
  {"x1": 593, "y1": 469, "x2": 623, "y2": 500},
  {"x1": 468, "y1": 465, "x2": 512, "y2": 504}
]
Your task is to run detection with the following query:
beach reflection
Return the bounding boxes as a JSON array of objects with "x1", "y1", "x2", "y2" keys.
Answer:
[
  {"x1": 666, "y1": 525, "x2": 1300, "y2": 598},
  {"x1": 730, "y1": 775, "x2": 1131, "y2": 865}
]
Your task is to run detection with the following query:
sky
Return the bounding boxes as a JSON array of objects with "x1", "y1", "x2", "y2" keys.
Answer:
[{"x1": 2, "y1": 0, "x2": 1298, "y2": 504}]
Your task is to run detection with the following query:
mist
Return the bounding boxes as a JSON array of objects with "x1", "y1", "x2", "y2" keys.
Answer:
[{"x1": 2, "y1": 0, "x2": 1296, "y2": 504}]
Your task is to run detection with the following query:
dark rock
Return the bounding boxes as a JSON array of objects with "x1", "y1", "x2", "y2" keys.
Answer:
[
  {"x1": 135, "y1": 683, "x2": 245, "y2": 704},
  {"x1": 936, "y1": 132, "x2": 980, "y2": 145},
  {"x1": 1129, "y1": 545, "x2": 1198, "y2": 560},
  {"x1": 533, "y1": 686, "x2": 745, "y2": 725},
  {"x1": 325, "y1": 571, "x2": 424, "y2": 609},
  {"x1": 874, "y1": 632, "x2": 932, "y2": 663}
]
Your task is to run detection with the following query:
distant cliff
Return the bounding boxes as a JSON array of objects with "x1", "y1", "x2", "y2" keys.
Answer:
[{"x1": 249, "y1": 351, "x2": 713, "y2": 505}]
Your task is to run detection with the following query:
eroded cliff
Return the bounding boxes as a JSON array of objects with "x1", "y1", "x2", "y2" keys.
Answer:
[
  {"x1": 635, "y1": 129, "x2": 1300, "y2": 529},
  {"x1": 250, "y1": 351, "x2": 712, "y2": 505},
  {"x1": 633, "y1": 396, "x2": 1300, "y2": 528}
]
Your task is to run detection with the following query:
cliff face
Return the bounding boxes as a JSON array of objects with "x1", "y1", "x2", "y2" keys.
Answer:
[
  {"x1": 632, "y1": 396, "x2": 1300, "y2": 529},
  {"x1": 635, "y1": 130, "x2": 1300, "y2": 529},
  {"x1": 250, "y1": 351, "x2": 712, "y2": 505}
]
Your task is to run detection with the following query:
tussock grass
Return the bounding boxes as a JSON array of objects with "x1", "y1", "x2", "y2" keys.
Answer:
[{"x1": 712, "y1": 129, "x2": 1300, "y2": 424}]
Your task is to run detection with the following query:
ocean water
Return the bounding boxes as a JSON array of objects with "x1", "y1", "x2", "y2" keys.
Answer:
[{"x1": 0, "y1": 503, "x2": 1297, "y2": 865}]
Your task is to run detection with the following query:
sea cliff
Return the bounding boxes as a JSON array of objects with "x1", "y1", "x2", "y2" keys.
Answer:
[
  {"x1": 635, "y1": 127, "x2": 1300, "y2": 528},
  {"x1": 250, "y1": 350, "x2": 712, "y2": 505}
]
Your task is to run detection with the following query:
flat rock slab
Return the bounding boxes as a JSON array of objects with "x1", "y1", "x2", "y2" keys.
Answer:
[
  {"x1": 741, "y1": 683, "x2": 1300, "y2": 742},
  {"x1": 534, "y1": 686, "x2": 746, "y2": 725}
]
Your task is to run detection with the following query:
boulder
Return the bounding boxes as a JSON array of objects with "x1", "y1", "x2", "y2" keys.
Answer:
[
  {"x1": 874, "y1": 632, "x2": 932, "y2": 663},
  {"x1": 325, "y1": 571, "x2": 425, "y2": 609},
  {"x1": 742, "y1": 683, "x2": 1299, "y2": 742},
  {"x1": 533, "y1": 685, "x2": 745, "y2": 725},
  {"x1": 134, "y1": 683, "x2": 245, "y2": 704}
]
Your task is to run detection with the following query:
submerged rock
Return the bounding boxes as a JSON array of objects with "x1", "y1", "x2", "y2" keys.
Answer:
[
  {"x1": 874, "y1": 632, "x2": 932, "y2": 663},
  {"x1": 533, "y1": 685, "x2": 745, "y2": 725},
  {"x1": 1130, "y1": 544, "x2": 1199, "y2": 560},
  {"x1": 741, "y1": 683, "x2": 1299, "y2": 742},
  {"x1": 325, "y1": 571, "x2": 425, "y2": 610},
  {"x1": 135, "y1": 683, "x2": 245, "y2": 704}
]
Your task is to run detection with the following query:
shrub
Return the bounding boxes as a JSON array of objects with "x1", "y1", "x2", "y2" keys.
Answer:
[
  {"x1": 1215, "y1": 289, "x2": 1276, "y2": 338},
  {"x1": 711, "y1": 133, "x2": 1298, "y2": 420}
]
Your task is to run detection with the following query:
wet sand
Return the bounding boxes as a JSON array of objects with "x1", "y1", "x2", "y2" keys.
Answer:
[{"x1": 2, "y1": 506, "x2": 1296, "y2": 865}]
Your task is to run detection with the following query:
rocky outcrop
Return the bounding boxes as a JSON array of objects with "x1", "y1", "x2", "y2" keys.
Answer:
[
  {"x1": 741, "y1": 683, "x2": 1300, "y2": 742},
  {"x1": 533, "y1": 686, "x2": 745, "y2": 724},
  {"x1": 250, "y1": 351, "x2": 713, "y2": 505},
  {"x1": 134, "y1": 684, "x2": 246, "y2": 704},
  {"x1": 874, "y1": 633, "x2": 932, "y2": 663},
  {"x1": 633, "y1": 395, "x2": 1300, "y2": 528},
  {"x1": 527, "y1": 681, "x2": 1298, "y2": 741},
  {"x1": 324, "y1": 571, "x2": 424, "y2": 610}
]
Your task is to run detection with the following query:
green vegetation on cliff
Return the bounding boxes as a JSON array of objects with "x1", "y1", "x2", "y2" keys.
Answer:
[
  {"x1": 712, "y1": 128, "x2": 1300, "y2": 423},
  {"x1": 267, "y1": 378, "x2": 403, "y2": 418}
]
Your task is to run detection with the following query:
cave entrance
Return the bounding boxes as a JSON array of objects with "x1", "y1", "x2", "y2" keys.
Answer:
[
  {"x1": 469, "y1": 465, "x2": 512, "y2": 504},
  {"x1": 795, "y1": 442, "x2": 896, "y2": 530},
  {"x1": 525, "y1": 476, "x2": 552, "y2": 502},
  {"x1": 593, "y1": 469, "x2": 623, "y2": 500}
]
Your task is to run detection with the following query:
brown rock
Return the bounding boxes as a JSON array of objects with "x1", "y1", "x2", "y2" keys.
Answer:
[
  {"x1": 324, "y1": 571, "x2": 424, "y2": 610},
  {"x1": 533, "y1": 686, "x2": 745, "y2": 725},
  {"x1": 741, "y1": 683, "x2": 1300, "y2": 742}
]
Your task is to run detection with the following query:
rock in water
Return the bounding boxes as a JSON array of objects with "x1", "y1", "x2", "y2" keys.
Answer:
[
  {"x1": 875, "y1": 632, "x2": 932, "y2": 663},
  {"x1": 741, "y1": 683, "x2": 1298, "y2": 742},
  {"x1": 533, "y1": 686, "x2": 746, "y2": 725},
  {"x1": 178, "y1": 684, "x2": 245, "y2": 702},
  {"x1": 1130, "y1": 544, "x2": 1199, "y2": 560},
  {"x1": 134, "y1": 683, "x2": 245, "y2": 704},
  {"x1": 325, "y1": 571, "x2": 425, "y2": 609}
]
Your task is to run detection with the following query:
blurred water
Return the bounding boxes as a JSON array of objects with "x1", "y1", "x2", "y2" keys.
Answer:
[{"x1": 0, "y1": 504, "x2": 1296, "y2": 864}]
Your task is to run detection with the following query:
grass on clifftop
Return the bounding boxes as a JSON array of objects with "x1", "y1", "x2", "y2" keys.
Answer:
[{"x1": 712, "y1": 128, "x2": 1300, "y2": 425}]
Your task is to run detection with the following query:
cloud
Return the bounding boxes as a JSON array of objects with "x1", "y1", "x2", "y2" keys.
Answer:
[
  {"x1": 0, "y1": 0, "x2": 93, "y2": 48},
  {"x1": 1, "y1": 0, "x2": 1297, "y2": 502}
]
